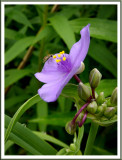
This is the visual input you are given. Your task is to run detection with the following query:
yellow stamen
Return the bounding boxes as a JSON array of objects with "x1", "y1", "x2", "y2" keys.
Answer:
[
  {"x1": 60, "y1": 50, "x2": 65, "y2": 54},
  {"x1": 58, "y1": 54, "x2": 61, "y2": 58},
  {"x1": 53, "y1": 55, "x2": 56, "y2": 59},
  {"x1": 56, "y1": 59, "x2": 61, "y2": 63},
  {"x1": 63, "y1": 57, "x2": 66, "y2": 61}
]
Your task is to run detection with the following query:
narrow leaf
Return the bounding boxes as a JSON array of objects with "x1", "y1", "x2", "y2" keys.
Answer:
[
  {"x1": 5, "y1": 94, "x2": 41, "y2": 142},
  {"x1": 5, "y1": 115, "x2": 57, "y2": 155},
  {"x1": 5, "y1": 69, "x2": 31, "y2": 88},
  {"x1": 33, "y1": 131, "x2": 69, "y2": 148},
  {"x1": 49, "y1": 15, "x2": 76, "y2": 50},
  {"x1": 5, "y1": 36, "x2": 34, "y2": 65},
  {"x1": 69, "y1": 18, "x2": 117, "y2": 42}
]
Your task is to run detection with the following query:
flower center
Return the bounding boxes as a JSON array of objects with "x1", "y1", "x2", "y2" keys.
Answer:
[{"x1": 53, "y1": 51, "x2": 72, "y2": 72}]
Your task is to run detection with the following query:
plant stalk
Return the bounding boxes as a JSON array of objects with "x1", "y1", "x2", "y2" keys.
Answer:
[{"x1": 84, "y1": 122, "x2": 99, "y2": 155}]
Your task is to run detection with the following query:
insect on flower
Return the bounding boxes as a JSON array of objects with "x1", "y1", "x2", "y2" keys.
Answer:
[
  {"x1": 35, "y1": 24, "x2": 90, "y2": 102},
  {"x1": 43, "y1": 54, "x2": 53, "y2": 63}
]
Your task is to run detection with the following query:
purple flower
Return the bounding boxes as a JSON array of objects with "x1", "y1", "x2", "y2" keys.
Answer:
[{"x1": 35, "y1": 24, "x2": 90, "y2": 102}]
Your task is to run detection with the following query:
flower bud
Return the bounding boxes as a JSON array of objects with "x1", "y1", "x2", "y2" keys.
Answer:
[
  {"x1": 105, "y1": 98, "x2": 111, "y2": 107},
  {"x1": 65, "y1": 121, "x2": 76, "y2": 135},
  {"x1": 89, "y1": 68, "x2": 102, "y2": 89},
  {"x1": 104, "y1": 107, "x2": 116, "y2": 118},
  {"x1": 96, "y1": 92, "x2": 105, "y2": 105},
  {"x1": 110, "y1": 87, "x2": 117, "y2": 105},
  {"x1": 76, "y1": 62, "x2": 85, "y2": 74},
  {"x1": 95, "y1": 103, "x2": 107, "y2": 116},
  {"x1": 70, "y1": 143, "x2": 76, "y2": 151},
  {"x1": 86, "y1": 101, "x2": 98, "y2": 114},
  {"x1": 78, "y1": 82, "x2": 91, "y2": 101}
]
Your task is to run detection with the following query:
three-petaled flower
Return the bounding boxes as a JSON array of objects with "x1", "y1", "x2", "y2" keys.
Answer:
[{"x1": 35, "y1": 24, "x2": 90, "y2": 102}]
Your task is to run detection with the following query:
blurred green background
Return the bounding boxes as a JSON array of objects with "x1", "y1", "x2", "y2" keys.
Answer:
[{"x1": 5, "y1": 4, "x2": 117, "y2": 155}]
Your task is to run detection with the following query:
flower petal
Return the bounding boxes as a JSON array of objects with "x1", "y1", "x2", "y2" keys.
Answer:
[
  {"x1": 38, "y1": 67, "x2": 77, "y2": 102},
  {"x1": 69, "y1": 24, "x2": 90, "y2": 70},
  {"x1": 35, "y1": 71, "x2": 66, "y2": 83}
]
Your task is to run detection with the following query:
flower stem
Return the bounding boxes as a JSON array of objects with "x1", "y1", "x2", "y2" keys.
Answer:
[
  {"x1": 92, "y1": 88, "x2": 95, "y2": 99},
  {"x1": 84, "y1": 122, "x2": 99, "y2": 155},
  {"x1": 72, "y1": 102, "x2": 90, "y2": 124},
  {"x1": 78, "y1": 111, "x2": 88, "y2": 127},
  {"x1": 73, "y1": 74, "x2": 81, "y2": 83}
]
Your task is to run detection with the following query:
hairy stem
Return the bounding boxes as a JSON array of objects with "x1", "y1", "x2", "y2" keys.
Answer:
[
  {"x1": 84, "y1": 122, "x2": 99, "y2": 155},
  {"x1": 73, "y1": 74, "x2": 81, "y2": 83},
  {"x1": 92, "y1": 88, "x2": 95, "y2": 99},
  {"x1": 78, "y1": 111, "x2": 88, "y2": 127},
  {"x1": 72, "y1": 102, "x2": 90, "y2": 124}
]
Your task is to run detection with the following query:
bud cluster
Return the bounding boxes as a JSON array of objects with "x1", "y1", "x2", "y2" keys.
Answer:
[
  {"x1": 65, "y1": 68, "x2": 117, "y2": 135},
  {"x1": 87, "y1": 90, "x2": 117, "y2": 119}
]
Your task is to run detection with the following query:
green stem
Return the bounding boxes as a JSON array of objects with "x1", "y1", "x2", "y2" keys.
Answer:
[{"x1": 84, "y1": 122, "x2": 99, "y2": 155}]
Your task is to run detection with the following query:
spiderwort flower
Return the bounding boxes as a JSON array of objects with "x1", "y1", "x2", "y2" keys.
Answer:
[{"x1": 35, "y1": 24, "x2": 90, "y2": 102}]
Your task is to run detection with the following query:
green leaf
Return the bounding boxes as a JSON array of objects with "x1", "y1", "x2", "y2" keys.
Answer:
[
  {"x1": 49, "y1": 15, "x2": 76, "y2": 50},
  {"x1": 58, "y1": 96, "x2": 73, "y2": 112},
  {"x1": 93, "y1": 118, "x2": 117, "y2": 127},
  {"x1": 5, "y1": 26, "x2": 54, "y2": 65},
  {"x1": 5, "y1": 28, "x2": 24, "y2": 40},
  {"x1": 5, "y1": 36, "x2": 34, "y2": 65},
  {"x1": 6, "y1": 9, "x2": 33, "y2": 29},
  {"x1": 5, "y1": 95, "x2": 30, "y2": 110},
  {"x1": 88, "y1": 40, "x2": 117, "y2": 77},
  {"x1": 5, "y1": 115, "x2": 57, "y2": 155},
  {"x1": 33, "y1": 131, "x2": 69, "y2": 148},
  {"x1": 61, "y1": 83, "x2": 79, "y2": 102},
  {"x1": 5, "y1": 94, "x2": 41, "y2": 142},
  {"x1": 29, "y1": 112, "x2": 75, "y2": 127},
  {"x1": 69, "y1": 18, "x2": 117, "y2": 42},
  {"x1": 36, "y1": 101, "x2": 48, "y2": 132},
  {"x1": 5, "y1": 140, "x2": 14, "y2": 153},
  {"x1": 5, "y1": 69, "x2": 31, "y2": 88},
  {"x1": 92, "y1": 146, "x2": 114, "y2": 155},
  {"x1": 96, "y1": 79, "x2": 117, "y2": 97}
]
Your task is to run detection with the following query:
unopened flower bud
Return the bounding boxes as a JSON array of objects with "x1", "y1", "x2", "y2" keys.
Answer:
[
  {"x1": 110, "y1": 87, "x2": 117, "y2": 105},
  {"x1": 86, "y1": 101, "x2": 98, "y2": 114},
  {"x1": 104, "y1": 107, "x2": 116, "y2": 118},
  {"x1": 96, "y1": 92, "x2": 105, "y2": 105},
  {"x1": 89, "y1": 68, "x2": 102, "y2": 89},
  {"x1": 65, "y1": 121, "x2": 76, "y2": 135},
  {"x1": 105, "y1": 98, "x2": 111, "y2": 107},
  {"x1": 78, "y1": 82, "x2": 91, "y2": 101},
  {"x1": 76, "y1": 62, "x2": 85, "y2": 74},
  {"x1": 95, "y1": 103, "x2": 107, "y2": 116},
  {"x1": 70, "y1": 143, "x2": 76, "y2": 151}
]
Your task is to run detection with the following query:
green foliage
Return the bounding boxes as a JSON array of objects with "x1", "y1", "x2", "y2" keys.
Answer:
[{"x1": 4, "y1": 4, "x2": 117, "y2": 156}]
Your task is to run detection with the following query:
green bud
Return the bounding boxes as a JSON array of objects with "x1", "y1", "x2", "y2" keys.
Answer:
[
  {"x1": 78, "y1": 82, "x2": 91, "y2": 101},
  {"x1": 105, "y1": 98, "x2": 111, "y2": 107},
  {"x1": 65, "y1": 121, "x2": 76, "y2": 135},
  {"x1": 70, "y1": 143, "x2": 76, "y2": 151},
  {"x1": 56, "y1": 148, "x2": 67, "y2": 155},
  {"x1": 110, "y1": 87, "x2": 117, "y2": 105},
  {"x1": 96, "y1": 92, "x2": 105, "y2": 105},
  {"x1": 86, "y1": 101, "x2": 98, "y2": 114},
  {"x1": 104, "y1": 107, "x2": 116, "y2": 118},
  {"x1": 95, "y1": 103, "x2": 107, "y2": 116},
  {"x1": 76, "y1": 62, "x2": 85, "y2": 74},
  {"x1": 89, "y1": 68, "x2": 102, "y2": 89}
]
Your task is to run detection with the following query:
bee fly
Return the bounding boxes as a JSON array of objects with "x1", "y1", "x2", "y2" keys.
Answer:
[{"x1": 43, "y1": 54, "x2": 53, "y2": 63}]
